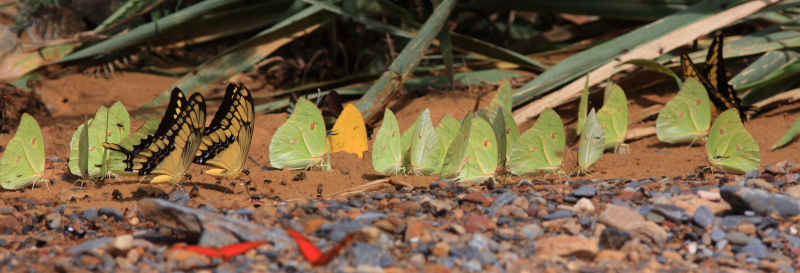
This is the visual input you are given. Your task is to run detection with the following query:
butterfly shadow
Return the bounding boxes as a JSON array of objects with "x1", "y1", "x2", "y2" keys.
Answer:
[
  {"x1": 645, "y1": 141, "x2": 704, "y2": 150},
  {"x1": 361, "y1": 174, "x2": 389, "y2": 180}
]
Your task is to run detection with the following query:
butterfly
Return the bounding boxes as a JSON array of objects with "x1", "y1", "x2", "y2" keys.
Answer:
[
  {"x1": 0, "y1": 113, "x2": 46, "y2": 190},
  {"x1": 193, "y1": 83, "x2": 255, "y2": 180},
  {"x1": 288, "y1": 90, "x2": 343, "y2": 135},
  {"x1": 680, "y1": 35, "x2": 748, "y2": 121},
  {"x1": 706, "y1": 109, "x2": 761, "y2": 174},
  {"x1": 103, "y1": 88, "x2": 206, "y2": 184}
]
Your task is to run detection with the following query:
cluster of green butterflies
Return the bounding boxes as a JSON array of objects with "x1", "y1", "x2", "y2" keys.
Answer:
[
  {"x1": 0, "y1": 83, "x2": 256, "y2": 190},
  {"x1": 0, "y1": 35, "x2": 765, "y2": 190}
]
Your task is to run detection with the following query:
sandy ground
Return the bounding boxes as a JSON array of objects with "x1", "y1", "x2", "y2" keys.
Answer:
[{"x1": 1, "y1": 71, "x2": 799, "y2": 214}]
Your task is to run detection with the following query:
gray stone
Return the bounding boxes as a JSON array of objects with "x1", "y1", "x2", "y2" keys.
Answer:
[
  {"x1": 599, "y1": 228, "x2": 631, "y2": 250},
  {"x1": 572, "y1": 185, "x2": 597, "y2": 198},
  {"x1": 651, "y1": 203, "x2": 689, "y2": 223},
  {"x1": 711, "y1": 229, "x2": 726, "y2": 242},
  {"x1": 541, "y1": 210, "x2": 574, "y2": 221},
  {"x1": 738, "y1": 238, "x2": 768, "y2": 258},
  {"x1": 168, "y1": 188, "x2": 191, "y2": 206},
  {"x1": 520, "y1": 224, "x2": 544, "y2": 240},
  {"x1": 693, "y1": 205, "x2": 714, "y2": 228},
  {"x1": 82, "y1": 208, "x2": 98, "y2": 221},
  {"x1": 98, "y1": 207, "x2": 124, "y2": 221},
  {"x1": 721, "y1": 186, "x2": 800, "y2": 218},
  {"x1": 726, "y1": 231, "x2": 751, "y2": 245}
]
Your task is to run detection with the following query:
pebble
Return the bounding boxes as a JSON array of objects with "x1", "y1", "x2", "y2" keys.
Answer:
[
  {"x1": 726, "y1": 231, "x2": 751, "y2": 245},
  {"x1": 517, "y1": 224, "x2": 542, "y2": 241},
  {"x1": 711, "y1": 229, "x2": 726, "y2": 242},
  {"x1": 692, "y1": 205, "x2": 714, "y2": 228},
  {"x1": 168, "y1": 188, "x2": 191, "y2": 206},
  {"x1": 738, "y1": 237, "x2": 768, "y2": 259},
  {"x1": 721, "y1": 186, "x2": 800, "y2": 217},
  {"x1": 541, "y1": 210, "x2": 574, "y2": 221},
  {"x1": 535, "y1": 235, "x2": 598, "y2": 259},
  {"x1": 599, "y1": 228, "x2": 631, "y2": 250},
  {"x1": 98, "y1": 207, "x2": 124, "y2": 221},
  {"x1": 744, "y1": 178, "x2": 774, "y2": 190},
  {"x1": 571, "y1": 186, "x2": 597, "y2": 198},
  {"x1": 463, "y1": 192, "x2": 491, "y2": 207},
  {"x1": 82, "y1": 208, "x2": 98, "y2": 221},
  {"x1": 650, "y1": 203, "x2": 689, "y2": 223}
]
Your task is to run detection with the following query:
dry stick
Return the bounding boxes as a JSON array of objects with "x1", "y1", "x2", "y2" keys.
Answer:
[
  {"x1": 628, "y1": 104, "x2": 664, "y2": 125},
  {"x1": 512, "y1": 0, "x2": 781, "y2": 125},
  {"x1": 752, "y1": 87, "x2": 800, "y2": 110},
  {"x1": 626, "y1": 126, "x2": 657, "y2": 141}
]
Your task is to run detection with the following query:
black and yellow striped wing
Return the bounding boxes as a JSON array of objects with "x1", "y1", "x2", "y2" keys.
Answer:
[
  {"x1": 193, "y1": 83, "x2": 255, "y2": 180},
  {"x1": 681, "y1": 36, "x2": 747, "y2": 121},
  {"x1": 103, "y1": 88, "x2": 207, "y2": 184}
]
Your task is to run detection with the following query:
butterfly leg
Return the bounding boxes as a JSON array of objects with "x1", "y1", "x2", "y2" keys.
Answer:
[
  {"x1": 33, "y1": 178, "x2": 52, "y2": 191},
  {"x1": 614, "y1": 144, "x2": 630, "y2": 154}
]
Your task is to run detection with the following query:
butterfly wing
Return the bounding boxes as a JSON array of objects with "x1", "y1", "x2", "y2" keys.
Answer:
[
  {"x1": 371, "y1": 109, "x2": 404, "y2": 174},
  {"x1": 408, "y1": 109, "x2": 444, "y2": 175},
  {"x1": 579, "y1": 109, "x2": 605, "y2": 172},
  {"x1": 511, "y1": 108, "x2": 566, "y2": 176},
  {"x1": 104, "y1": 88, "x2": 207, "y2": 184},
  {"x1": 194, "y1": 83, "x2": 255, "y2": 180},
  {"x1": 596, "y1": 84, "x2": 629, "y2": 150},
  {"x1": 328, "y1": 104, "x2": 368, "y2": 158},
  {"x1": 270, "y1": 98, "x2": 327, "y2": 169},
  {"x1": 707, "y1": 109, "x2": 761, "y2": 174},
  {"x1": 682, "y1": 36, "x2": 747, "y2": 121},
  {"x1": 656, "y1": 78, "x2": 712, "y2": 144},
  {"x1": 461, "y1": 117, "x2": 498, "y2": 183},
  {"x1": 0, "y1": 113, "x2": 45, "y2": 190}
]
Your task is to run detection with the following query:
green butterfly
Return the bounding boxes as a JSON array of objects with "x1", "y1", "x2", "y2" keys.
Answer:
[
  {"x1": 0, "y1": 113, "x2": 46, "y2": 190},
  {"x1": 656, "y1": 78, "x2": 711, "y2": 144},
  {"x1": 579, "y1": 109, "x2": 605, "y2": 173},
  {"x1": 435, "y1": 113, "x2": 461, "y2": 171},
  {"x1": 69, "y1": 102, "x2": 130, "y2": 178},
  {"x1": 408, "y1": 109, "x2": 444, "y2": 175},
  {"x1": 485, "y1": 81, "x2": 520, "y2": 165},
  {"x1": 706, "y1": 109, "x2": 761, "y2": 174},
  {"x1": 372, "y1": 109, "x2": 404, "y2": 174},
  {"x1": 577, "y1": 76, "x2": 590, "y2": 136},
  {"x1": 441, "y1": 114, "x2": 498, "y2": 183},
  {"x1": 510, "y1": 108, "x2": 565, "y2": 176},
  {"x1": 596, "y1": 83, "x2": 628, "y2": 150},
  {"x1": 270, "y1": 97, "x2": 327, "y2": 170}
]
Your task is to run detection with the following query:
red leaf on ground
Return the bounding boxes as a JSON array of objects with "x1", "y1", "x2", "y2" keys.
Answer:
[{"x1": 285, "y1": 227, "x2": 353, "y2": 266}]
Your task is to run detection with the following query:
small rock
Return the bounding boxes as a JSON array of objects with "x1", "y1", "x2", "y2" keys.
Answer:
[
  {"x1": 598, "y1": 204, "x2": 645, "y2": 229},
  {"x1": 541, "y1": 210, "x2": 574, "y2": 221},
  {"x1": 662, "y1": 250, "x2": 683, "y2": 262},
  {"x1": 599, "y1": 228, "x2": 631, "y2": 250},
  {"x1": 726, "y1": 231, "x2": 750, "y2": 245},
  {"x1": 0, "y1": 216, "x2": 22, "y2": 234},
  {"x1": 395, "y1": 201, "x2": 422, "y2": 215},
  {"x1": 572, "y1": 186, "x2": 597, "y2": 198},
  {"x1": 711, "y1": 229, "x2": 726, "y2": 242},
  {"x1": 168, "y1": 188, "x2": 191, "y2": 206},
  {"x1": 738, "y1": 237, "x2": 768, "y2": 258},
  {"x1": 433, "y1": 241, "x2": 450, "y2": 257},
  {"x1": 692, "y1": 205, "x2": 714, "y2": 228},
  {"x1": 46, "y1": 213, "x2": 62, "y2": 230},
  {"x1": 463, "y1": 192, "x2": 491, "y2": 207},
  {"x1": 82, "y1": 208, "x2": 98, "y2": 221},
  {"x1": 98, "y1": 207, "x2": 124, "y2": 222},
  {"x1": 113, "y1": 235, "x2": 133, "y2": 252},
  {"x1": 646, "y1": 212, "x2": 665, "y2": 223},
  {"x1": 464, "y1": 214, "x2": 492, "y2": 232},
  {"x1": 303, "y1": 218, "x2": 329, "y2": 235},
  {"x1": 535, "y1": 235, "x2": 598, "y2": 260},
  {"x1": 721, "y1": 186, "x2": 800, "y2": 218},
  {"x1": 697, "y1": 190, "x2": 721, "y2": 201},
  {"x1": 738, "y1": 223, "x2": 757, "y2": 235},
  {"x1": 520, "y1": 224, "x2": 544, "y2": 240},
  {"x1": 594, "y1": 250, "x2": 627, "y2": 262},
  {"x1": 574, "y1": 198, "x2": 595, "y2": 213},
  {"x1": 650, "y1": 203, "x2": 689, "y2": 223},
  {"x1": 405, "y1": 220, "x2": 432, "y2": 243},
  {"x1": 786, "y1": 185, "x2": 800, "y2": 200},
  {"x1": 166, "y1": 248, "x2": 212, "y2": 269},
  {"x1": 744, "y1": 179, "x2": 774, "y2": 190}
]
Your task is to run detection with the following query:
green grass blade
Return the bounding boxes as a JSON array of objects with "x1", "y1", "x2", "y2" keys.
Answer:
[
  {"x1": 458, "y1": 0, "x2": 695, "y2": 20},
  {"x1": 771, "y1": 116, "x2": 800, "y2": 151},
  {"x1": 351, "y1": 0, "x2": 458, "y2": 120}
]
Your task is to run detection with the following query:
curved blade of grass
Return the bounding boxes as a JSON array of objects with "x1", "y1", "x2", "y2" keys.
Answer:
[
  {"x1": 730, "y1": 50, "x2": 795, "y2": 90},
  {"x1": 349, "y1": 0, "x2": 458, "y2": 120},
  {"x1": 434, "y1": 0, "x2": 455, "y2": 87},
  {"x1": 512, "y1": 0, "x2": 773, "y2": 125},
  {"x1": 55, "y1": 0, "x2": 248, "y2": 64},
  {"x1": 771, "y1": 115, "x2": 800, "y2": 151},
  {"x1": 143, "y1": 4, "x2": 338, "y2": 108},
  {"x1": 621, "y1": 59, "x2": 681, "y2": 88},
  {"x1": 512, "y1": 0, "x2": 751, "y2": 111},
  {"x1": 458, "y1": 0, "x2": 694, "y2": 21}
]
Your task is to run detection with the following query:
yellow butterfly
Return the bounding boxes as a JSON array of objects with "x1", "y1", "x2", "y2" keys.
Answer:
[
  {"x1": 193, "y1": 83, "x2": 255, "y2": 180},
  {"x1": 326, "y1": 104, "x2": 368, "y2": 158},
  {"x1": 103, "y1": 88, "x2": 206, "y2": 184},
  {"x1": 681, "y1": 35, "x2": 748, "y2": 121}
]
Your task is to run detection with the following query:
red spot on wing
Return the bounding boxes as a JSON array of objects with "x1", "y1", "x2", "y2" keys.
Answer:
[
  {"x1": 483, "y1": 140, "x2": 490, "y2": 147},
  {"x1": 108, "y1": 132, "x2": 113, "y2": 137},
  {"x1": 720, "y1": 129, "x2": 726, "y2": 135},
  {"x1": 736, "y1": 145, "x2": 743, "y2": 151},
  {"x1": 696, "y1": 99, "x2": 702, "y2": 106},
  {"x1": 678, "y1": 112, "x2": 685, "y2": 118},
  {"x1": 550, "y1": 133, "x2": 557, "y2": 139},
  {"x1": 15, "y1": 156, "x2": 22, "y2": 162},
  {"x1": 530, "y1": 147, "x2": 539, "y2": 153},
  {"x1": 292, "y1": 138, "x2": 298, "y2": 144},
  {"x1": 31, "y1": 138, "x2": 37, "y2": 145},
  {"x1": 310, "y1": 122, "x2": 317, "y2": 130}
]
